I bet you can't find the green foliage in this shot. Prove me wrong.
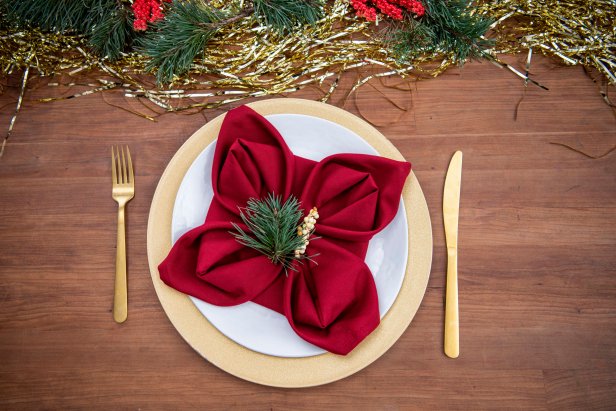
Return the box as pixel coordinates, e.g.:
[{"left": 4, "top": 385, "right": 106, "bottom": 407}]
[
  {"left": 1, "top": 0, "right": 134, "bottom": 60},
  {"left": 2, "top": 0, "right": 95, "bottom": 33},
  {"left": 138, "top": 1, "right": 225, "bottom": 84},
  {"left": 230, "top": 193, "right": 314, "bottom": 273},
  {"left": 140, "top": 0, "right": 325, "bottom": 83},
  {"left": 90, "top": 4, "right": 134, "bottom": 60},
  {"left": 253, "top": 0, "right": 324, "bottom": 34},
  {"left": 1, "top": 0, "right": 490, "bottom": 83},
  {"left": 389, "top": 0, "right": 492, "bottom": 64}
]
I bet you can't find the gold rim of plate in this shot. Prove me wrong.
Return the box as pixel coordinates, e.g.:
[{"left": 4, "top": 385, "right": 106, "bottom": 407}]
[{"left": 146, "top": 98, "right": 433, "bottom": 388}]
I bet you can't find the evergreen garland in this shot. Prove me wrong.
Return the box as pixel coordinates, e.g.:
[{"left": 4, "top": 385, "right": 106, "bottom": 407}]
[
  {"left": 388, "top": 0, "right": 492, "bottom": 64},
  {"left": 138, "top": 2, "right": 226, "bottom": 84},
  {"left": 0, "top": 0, "right": 490, "bottom": 83},
  {"left": 1, "top": 0, "right": 134, "bottom": 60},
  {"left": 253, "top": 0, "right": 324, "bottom": 33},
  {"left": 89, "top": 4, "right": 134, "bottom": 60},
  {"left": 139, "top": 0, "right": 325, "bottom": 83},
  {"left": 3, "top": 0, "right": 98, "bottom": 33}
]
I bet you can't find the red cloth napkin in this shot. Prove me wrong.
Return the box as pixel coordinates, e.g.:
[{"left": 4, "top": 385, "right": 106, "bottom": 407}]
[{"left": 159, "top": 105, "right": 411, "bottom": 355}]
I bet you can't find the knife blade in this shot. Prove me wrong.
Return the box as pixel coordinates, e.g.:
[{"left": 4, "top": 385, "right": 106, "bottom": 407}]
[{"left": 443, "top": 150, "right": 463, "bottom": 358}]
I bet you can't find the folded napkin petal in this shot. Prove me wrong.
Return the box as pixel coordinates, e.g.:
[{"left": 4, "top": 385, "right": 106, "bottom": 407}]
[
  {"left": 159, "top": 105, "right": 411, "bottom": 355},
  {"left": 212, "top": 106, "right": 294, "bottom": 216},
  {"left": 300, "top": 153, "right": 411, "bottom": 243},
  {"left": 159, "top": 220, "right": 282, "bottom": 306},
  {"left": 283, "top": 240, "right": 380, "bottom": 355}
]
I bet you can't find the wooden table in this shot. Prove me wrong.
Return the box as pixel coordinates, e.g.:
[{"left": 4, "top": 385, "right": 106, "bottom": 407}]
[{"left": 1, "top": 54, "right": 615, "bottom": 409}]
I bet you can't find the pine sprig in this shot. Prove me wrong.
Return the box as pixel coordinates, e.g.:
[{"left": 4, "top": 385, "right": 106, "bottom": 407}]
[
  {"left": 1, "top": 0, "right": 134, "bottom": 60},
  {"left": 140, "top": 0, "right": 324, "bottom": 83},
  {"left": 90, "top": 4, "right": 134, "bottom": 60},
  {"left": 253, "top": 0, "right": 324, "bottom": 34},
  {"left": 230, "top": 193, "right": 317, "bottom": 273},
  {"left": 388, "top": 0, "right": 492, "bottom": 64},
  {"left": 138, "top": 1, "right": 226, "bottom": 84},
  {"left": 2, "top": 0, "right": 95, "bottom": 33}
]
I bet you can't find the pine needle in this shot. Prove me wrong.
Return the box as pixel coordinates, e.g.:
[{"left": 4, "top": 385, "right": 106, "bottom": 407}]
[
  {"left": 387, "top": 0, "right": 492, "bottom": 64},
  {"left": 2, "top": 0, "right": 134, "bottom": 60},
  {"left": 138, "top": 1, "right": 226, "bottom": 84},
  {"left": 90, "top": 4, "right": 134, "bottom": 60},
  {"left": 253, "top": 0, "right": 324, "bottom": 34},
  {"left": 229, "top": 193, "right": 318, "bottom": 274}
]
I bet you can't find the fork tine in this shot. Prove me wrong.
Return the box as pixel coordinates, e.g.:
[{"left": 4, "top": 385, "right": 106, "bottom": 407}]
[
  {"left": 126, "top": 146, "right": 134, "bottom": 184},
  {"left": 120, "top": 146, "right": 127, "bottom": 184},
  {"left": 111, "top": 146, "right": 117, "bottom": 184},
  {"left": 116, "top": 145, "right": 122, "bottom": 184}
]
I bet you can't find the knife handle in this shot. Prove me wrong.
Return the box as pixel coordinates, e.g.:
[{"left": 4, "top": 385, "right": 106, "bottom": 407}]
[{"left": 444, "top": 249, "right": 459, "bottom": 358}]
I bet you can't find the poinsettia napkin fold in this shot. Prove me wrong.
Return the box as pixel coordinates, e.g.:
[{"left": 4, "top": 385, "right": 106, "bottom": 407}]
[{"left": 159, "top": 105, "right": 411, "bottom": 355}]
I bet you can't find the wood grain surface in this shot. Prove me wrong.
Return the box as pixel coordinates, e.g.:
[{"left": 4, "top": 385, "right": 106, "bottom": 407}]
[{"left": 1, "top": 54, "right": 615, "bottom": 410}]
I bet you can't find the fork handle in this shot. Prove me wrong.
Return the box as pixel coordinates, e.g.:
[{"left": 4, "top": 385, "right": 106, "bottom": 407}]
[{"left": 114, "top": 204, "right": 128, "bottom": 323}]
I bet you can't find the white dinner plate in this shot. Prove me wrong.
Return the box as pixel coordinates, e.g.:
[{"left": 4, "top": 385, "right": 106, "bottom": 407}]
[{"left": 171, "top": 114, "right": 408, "bottom": 358}]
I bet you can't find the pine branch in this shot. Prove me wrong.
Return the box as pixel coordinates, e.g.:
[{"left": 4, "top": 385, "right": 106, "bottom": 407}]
[
  {"left": 388, "top": 0, "right": 492, "bottom": 64},
  {"left": 139, "top": 0, "right": 325, "bottom": 83},
  {"left": 2, "top": 0, "right": 95, "bottom": 33},
  {"left": 205, "top": 6, "right": 254, "bottom": 29},
  {"left": 229, "top": 193, "right": 317, "bottom": 273},
  {"left": 138, "top": 1, "right": 226, "bottom": 84},
  {"left": 253, "top": 0, "right": 324, "bottom": 34},
  {"left": 89, "top": 3, "right": 134, "bottom": 60},
  {"left": 1, "top": 0, "right": 134, "bottom": 60}
]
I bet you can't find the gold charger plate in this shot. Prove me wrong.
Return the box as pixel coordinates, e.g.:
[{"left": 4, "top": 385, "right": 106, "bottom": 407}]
[{"left": 146, "top": 98, "right": 432, "bottom": 387}]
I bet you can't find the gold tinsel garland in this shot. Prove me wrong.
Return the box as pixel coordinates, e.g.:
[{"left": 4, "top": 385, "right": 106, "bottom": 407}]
[
  {"left": 478, "top": 0, "right": 615, "bottom": 84},
  {"left": 0, "top": 0, "right": 614, "bottom": 154},
  {"left": 2, "top": 1, "right": 444, "bottom": 115}
]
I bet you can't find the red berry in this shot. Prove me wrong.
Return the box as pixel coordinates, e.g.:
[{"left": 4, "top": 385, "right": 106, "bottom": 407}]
[
  {"left": 350, "top": 0, "right": 425, "bottom": 21},
  {"left": 132, "top": 0, "right": 167, "bottom": 30}
]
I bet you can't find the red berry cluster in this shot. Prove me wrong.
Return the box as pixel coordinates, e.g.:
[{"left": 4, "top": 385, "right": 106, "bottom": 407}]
[
  {"left": 350, "top": 0, "right": 425, "bottom": 22},
  {"left": 398, "top": 0, "right": 426, "bottom": 16},
  {"left": 132, "top": 0, "right": 169, "bottom": 31}
]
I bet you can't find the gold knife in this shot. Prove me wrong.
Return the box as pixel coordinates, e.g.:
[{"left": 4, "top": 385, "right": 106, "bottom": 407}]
[{"left": 443, "top": 150, "right": 463, "bottom": 358}]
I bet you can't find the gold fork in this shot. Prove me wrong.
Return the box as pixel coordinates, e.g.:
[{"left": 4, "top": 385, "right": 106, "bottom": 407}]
[{"left": 111, "top": 146, "right": 134, "bottom": 323}]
